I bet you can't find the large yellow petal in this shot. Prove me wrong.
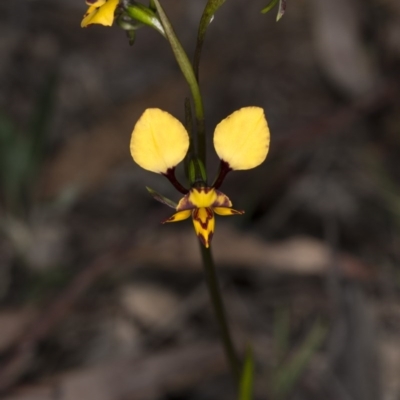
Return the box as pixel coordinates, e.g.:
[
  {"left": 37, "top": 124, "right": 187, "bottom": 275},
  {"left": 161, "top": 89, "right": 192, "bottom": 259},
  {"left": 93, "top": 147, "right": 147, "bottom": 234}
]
[
  {"left": 81, "top": 0, "right": 119, "bottom": 27},
  {"left": 213, "top": 107, "right": 270, "bottom": 170},
  {"left": 81, "top": 5, "right": 98, "bottom": 27},
  {"left": 130, "top": 108, "right": 189, "bottom": 174}
]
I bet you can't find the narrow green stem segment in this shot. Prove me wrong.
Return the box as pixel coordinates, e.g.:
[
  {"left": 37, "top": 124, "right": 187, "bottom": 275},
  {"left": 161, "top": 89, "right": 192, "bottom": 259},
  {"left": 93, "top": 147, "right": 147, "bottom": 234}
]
[
  {"left": 184, "top": 97, "right": 193, "bottom": 181},
  {"left": 261, "top": 0, "right": 279, "bottom": 14},
  {"left": 153, "top": 0, "right": 206, "bottom": 165},
  {"left": 193, "top": 0, "right": 226, "bottom": 81},
  {"left": 200, "top": 245, "right": 241, "bottom": 383}
]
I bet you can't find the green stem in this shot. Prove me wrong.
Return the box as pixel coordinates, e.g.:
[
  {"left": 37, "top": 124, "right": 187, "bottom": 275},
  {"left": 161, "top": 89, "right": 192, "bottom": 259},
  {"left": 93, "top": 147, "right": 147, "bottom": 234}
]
[
  {"left": 153, "top": 0, "right": 206, "bottom": 166},
  {"left": 200, "top": 245, "right": 241, "bottom": 384},
  {"left": 184, "top": 97, "right": 193, "bottom": 181}
]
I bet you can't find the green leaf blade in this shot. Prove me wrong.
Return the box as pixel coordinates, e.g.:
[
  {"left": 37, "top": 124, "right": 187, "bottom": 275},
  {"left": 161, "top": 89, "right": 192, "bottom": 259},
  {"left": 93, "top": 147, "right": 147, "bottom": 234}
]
[
  {"left": 146, "top": 186, "right": 177, "bottom": 209},
  {"left": 239, "top": 346, "right": 255, "bottom": 400},
  {"left": 194, "top": 0, "right": 227, "bottom": 79}
]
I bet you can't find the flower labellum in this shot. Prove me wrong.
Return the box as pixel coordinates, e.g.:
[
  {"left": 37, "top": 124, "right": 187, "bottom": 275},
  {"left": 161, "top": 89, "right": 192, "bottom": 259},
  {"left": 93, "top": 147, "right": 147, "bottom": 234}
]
[{"left": 164, "top": 187, "right": 244, "bottom": 248}]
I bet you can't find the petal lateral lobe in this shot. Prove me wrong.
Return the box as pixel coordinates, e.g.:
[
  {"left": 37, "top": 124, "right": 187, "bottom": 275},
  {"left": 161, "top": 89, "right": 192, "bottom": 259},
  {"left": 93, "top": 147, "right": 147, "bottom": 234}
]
[
  {"left": 163, "top": 210, "right": 191, "bottom": 223},
  {"left": 213, "top": 207, "right": 244, "bottom": 216}
]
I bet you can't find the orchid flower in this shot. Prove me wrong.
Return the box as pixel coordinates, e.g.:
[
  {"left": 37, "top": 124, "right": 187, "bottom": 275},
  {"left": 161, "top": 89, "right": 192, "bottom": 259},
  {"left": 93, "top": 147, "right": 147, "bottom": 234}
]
[{"left": 130, "top": 107, "right": 270, "bottom": 247}]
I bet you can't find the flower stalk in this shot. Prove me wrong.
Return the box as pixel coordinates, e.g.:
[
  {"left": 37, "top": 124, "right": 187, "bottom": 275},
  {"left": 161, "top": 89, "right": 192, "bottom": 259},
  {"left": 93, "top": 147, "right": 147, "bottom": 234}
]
[
  {"left": 200, "top": 244, "right": 241, "bottom": 383},
  {"left": 152, "top": 0, "right": 206, "bottom": 166}
]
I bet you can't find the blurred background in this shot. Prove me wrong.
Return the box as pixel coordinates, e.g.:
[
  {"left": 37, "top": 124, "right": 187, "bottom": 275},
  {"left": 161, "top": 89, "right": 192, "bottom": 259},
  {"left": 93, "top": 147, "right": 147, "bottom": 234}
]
[{"left": 1, "top": 0, "right": 400, "bottom": 399}]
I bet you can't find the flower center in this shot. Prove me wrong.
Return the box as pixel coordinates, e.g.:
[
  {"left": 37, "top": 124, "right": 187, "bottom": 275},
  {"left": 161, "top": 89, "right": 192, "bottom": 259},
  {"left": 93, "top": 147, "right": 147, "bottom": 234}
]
[{"left": 189, "top": 187, "right": 217, "bottom": 208}]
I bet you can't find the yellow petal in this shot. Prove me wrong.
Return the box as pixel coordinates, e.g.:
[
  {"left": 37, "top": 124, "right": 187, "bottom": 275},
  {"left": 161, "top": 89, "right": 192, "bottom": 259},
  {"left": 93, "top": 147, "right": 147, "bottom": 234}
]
[
  {"left": 130, "top": 108, "right": 189, "bottom": 174},
  {"left": 176, "top": 187, "right": 233, "bottom": 210},
  {"left": 214, "top": 207, "right": 244, "bottom": 216},
  {"left": 163, "top": 210, "right": 191, "bottom": 223},
  {"left": 213, "top": 107, "right": 270, "bottom": 170},
  {"left": 180, "top": 187, "right": 216, "bottom": 210},
  {"left": 212, "top": 190, "right": 233, "bottom": 208},
  {"left": 176, "top": 192, "right": 194, "bottom": 211},
  {"left": 192, "top": 208, "right": 215, "bottom": 248},
  {"left": 81, "top": 5, "right": 98, "bottom": 27},
  {"left": 81, "top": 0, "right": 119, "bottom": 27}
]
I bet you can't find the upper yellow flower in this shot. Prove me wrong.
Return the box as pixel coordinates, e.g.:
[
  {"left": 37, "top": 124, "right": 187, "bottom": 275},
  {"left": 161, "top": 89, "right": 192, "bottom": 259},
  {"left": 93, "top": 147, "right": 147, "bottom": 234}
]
[
  {"left": 81, "top": 0, "right": 119, "bottom": 27},
  {"left": 130, "top": 107, "right": 270, "bottom": 247}
]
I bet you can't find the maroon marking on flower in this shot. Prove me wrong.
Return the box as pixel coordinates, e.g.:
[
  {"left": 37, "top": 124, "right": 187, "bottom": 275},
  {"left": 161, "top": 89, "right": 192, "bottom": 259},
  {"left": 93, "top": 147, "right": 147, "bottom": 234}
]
[
  {"left": 212, "top": 190, "right": 232, "bottom": 207},
  {"left": 163, "top": 168, "right": 189, "bottom": 195},
  {"left": 213, "top": 160, "right": 232, "bottom": 190},
  {"left": 198, "top": 234, "right": 206, "bottom": 246},
  {"left": 193, "top": 208, "right": 213, "bottom": 230},
  {"left": 176, "top": 193, "right": 194, "bottom": 211},
  {"left": 230, "top": 209, "right": 243, "bottom": 214}
]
